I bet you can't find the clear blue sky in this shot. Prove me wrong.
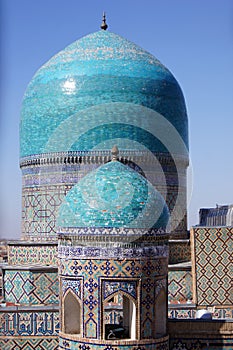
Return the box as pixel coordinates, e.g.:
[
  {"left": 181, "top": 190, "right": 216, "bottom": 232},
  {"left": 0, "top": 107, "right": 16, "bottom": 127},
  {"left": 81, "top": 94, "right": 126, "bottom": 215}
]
[{"left": 0, "top": 0, "right": 232, "bottom": 239}]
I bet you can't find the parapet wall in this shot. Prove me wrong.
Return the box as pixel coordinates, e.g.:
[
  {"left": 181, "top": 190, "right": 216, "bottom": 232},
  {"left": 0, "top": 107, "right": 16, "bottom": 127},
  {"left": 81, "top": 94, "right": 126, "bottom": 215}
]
[
  {"left": 191, "top": 226, "right": 232, "bottom": 307},
  {"left": 168, "top": 319, "right": 233, "bottom": 349}
]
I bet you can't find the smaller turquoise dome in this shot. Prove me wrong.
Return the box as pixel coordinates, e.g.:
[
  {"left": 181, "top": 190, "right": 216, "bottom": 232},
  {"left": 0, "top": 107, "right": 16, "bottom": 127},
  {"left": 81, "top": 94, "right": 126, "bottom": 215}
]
[{"left": 57, "top": 161, "right": 169, "bottom": 230}]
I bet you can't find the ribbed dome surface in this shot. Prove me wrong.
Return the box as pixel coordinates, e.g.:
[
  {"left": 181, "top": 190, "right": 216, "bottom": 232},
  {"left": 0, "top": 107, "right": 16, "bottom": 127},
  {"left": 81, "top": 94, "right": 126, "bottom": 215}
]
[
  {"left": 20, "top": 30, "right": 188, "bottom": 158},
  {"left": 57, "top": 161, "right": 169, "bottom": 230}
]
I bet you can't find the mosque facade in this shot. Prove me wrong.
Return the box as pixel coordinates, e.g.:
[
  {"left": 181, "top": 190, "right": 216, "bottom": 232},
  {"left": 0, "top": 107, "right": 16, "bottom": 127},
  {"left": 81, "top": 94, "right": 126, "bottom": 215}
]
[{"left": 0, "top": 16, "right": 232, "bottom": 350}]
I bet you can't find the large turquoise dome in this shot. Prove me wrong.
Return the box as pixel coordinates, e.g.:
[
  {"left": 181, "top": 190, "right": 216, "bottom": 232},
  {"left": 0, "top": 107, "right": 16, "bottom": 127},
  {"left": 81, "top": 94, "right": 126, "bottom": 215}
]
[
  {"left": 20, "top": 30, "right": 188, "bottom": 158},
  {"left": 56, "top": 161, "right": 169, "bottom": 230}
]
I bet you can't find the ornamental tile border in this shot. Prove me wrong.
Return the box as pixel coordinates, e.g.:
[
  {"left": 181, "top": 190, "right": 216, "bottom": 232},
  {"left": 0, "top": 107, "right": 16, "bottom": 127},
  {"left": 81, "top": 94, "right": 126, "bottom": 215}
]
[
  {"left": 0, "top": 337, "right": 59, "bottom": 350},
  {"left": 8, "top": 244, "right": 58, "bottom": 266},
  {"left": 0, "top": 310, "right": 59, "bottom": 336},
  {"left": 58, "top": 245, "right": 169, "bottom": 259},
  {"left": 59, "top": 333, "right": 169, "bottom": 350}
]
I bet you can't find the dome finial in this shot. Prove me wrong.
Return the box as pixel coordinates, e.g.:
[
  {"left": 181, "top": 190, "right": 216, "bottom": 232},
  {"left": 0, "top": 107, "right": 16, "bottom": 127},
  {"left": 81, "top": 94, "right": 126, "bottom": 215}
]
[
  {"left": 100, "top": 12, "right": 108, "bottom": 30},
  {"left": 111, "top": 145, "right": 119, "bottom": 161}
]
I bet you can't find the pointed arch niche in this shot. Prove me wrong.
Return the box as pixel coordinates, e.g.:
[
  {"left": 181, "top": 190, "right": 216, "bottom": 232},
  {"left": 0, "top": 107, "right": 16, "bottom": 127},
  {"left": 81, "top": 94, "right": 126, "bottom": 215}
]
[
  {"left": 154, "top": 287, "right": 167, "bottom": 337},
  {"left": 103, "top": 292, "right": 137, "bottom": 340},
  {"left": 63, "top": 290, "right": 81, "bottom": 335}
]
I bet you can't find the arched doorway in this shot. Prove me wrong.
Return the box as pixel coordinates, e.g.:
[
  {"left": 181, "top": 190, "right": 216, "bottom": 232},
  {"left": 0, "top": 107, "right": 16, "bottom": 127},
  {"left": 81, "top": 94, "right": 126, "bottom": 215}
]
[
  {"left": 63, "top": 290, "right": 81, "bottom": 334},
  {"left": 103, "top": 292, "right": 136, "bottom": 340}
]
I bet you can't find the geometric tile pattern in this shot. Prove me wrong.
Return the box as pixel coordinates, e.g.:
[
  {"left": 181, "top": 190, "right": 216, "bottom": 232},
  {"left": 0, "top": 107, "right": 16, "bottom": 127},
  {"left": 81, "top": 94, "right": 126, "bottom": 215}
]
[
  {"left": 21, "top": 184, "right": 72, "bottom": 240},
  {"left": 191, "top": 227, "right": 233, "bottom": 306},
  {"left": 62, "top": 279, "right": 81, "bottom": 299},
  {"left": 60, "top": 258, "right": 168, "bottom": 281},
  {"left": 0, "top": 310, "right": 59, "bottom": 336},
  {"left": 169, "top": 241, "right": 190, "bottom": 264},
  {"left": 0, "top": 338, "right": 59, "bottom": 350},
  {"left": 4, "top": 270, "right": 59, "bottom": 305},
  {"left": 141, "top": 277, "right": 156, "bottom": 339},
  {"left": 20, "top": 153, "right": 188, "bottom": 240},
  {"left": 20, "top": 155, "right": 188, "bottom": 241},
  {"left": 168, "top": 270, "right": 193, "bottom": 303},
  {"left": 141, "top": 278, "right": 166, "bottom": 339},
  {"left": 4, "top": 271, "right": 29, "bottom": 304},
  {"left": 60, "top": 256, "right": 168, "bottom": 340},
  {"left": 8, "top": 244, "right": 58, "bottom": 266}
]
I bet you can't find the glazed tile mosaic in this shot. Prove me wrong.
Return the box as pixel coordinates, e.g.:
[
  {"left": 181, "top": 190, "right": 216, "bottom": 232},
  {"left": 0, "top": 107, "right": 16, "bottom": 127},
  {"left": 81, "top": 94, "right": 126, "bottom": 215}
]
[
  {"left": 21, "top": 184, "right": 72, "bottom": 240},
  {"left": 57, "top": 161, "right": 169, "bottom": 230},
  {"left": 3, "top": 13, "right": 233, "bottom": 350},
  {"left": 59, "top": 335, "right": 169, "bottom": 350},
  {"left": 168, "top": 270, "right": 193, "bottom": 303},
  {"left": 103, "top": 281, "right": 137, "bottom": 300},
  {"left": 4, "top": 269, "right": 59, "bottom": 304},
  {"left": 0, "top": 310, "right": 59, "bottom": 336},
  {"left": 8, "top": 243, "right": 58, "bottom": 265},
  {"left": 21, "top": 147, "right": 188, "bottom": 240},
  {"left": 58, "top": 244, "right": 169, "bottom": 259},
  {"left": 60, "top": 257, "right": 168, "bottom": 280},
  {"left": 20, "top": 30, "right": 188, "bottom": 157},
  {"left": 168, "top": 308, "right": 196, "bottom": 319},
  {"left": 168, "top": 307, "right": 233, "bottom": 320},
  {"left": 19, "top": 26, "right": 189, "bottom": 241},
  {"left": 191, "top": 227, "right": 232, "bottom": 306},
  {"left": 59, "top": 252, "right": 168, "bottom": 342},
  {"left": 0, "top": 338, "right": 59, "bottom": 350},
  {"left": 169, "top": 240, "right": 190, "bottom": 264},
  {"left": 62, "top": 279, "right": 82, "bottom": 299}
]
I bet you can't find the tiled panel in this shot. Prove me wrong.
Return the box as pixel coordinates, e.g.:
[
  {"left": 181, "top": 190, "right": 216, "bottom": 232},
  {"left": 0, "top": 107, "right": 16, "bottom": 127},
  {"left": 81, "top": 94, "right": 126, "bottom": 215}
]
[
  {"left": 60, "top": 258, "right": 168, "bottom": 280},
  {"left": 168, "top": 270, "right": 193, "bottom": 303},
  {"left": 0, "top": 338, "right": 58, "bottom": 350},
  {"left": 168, "top": 308, "right": 196, "bottom": 319},
  {"left": 168, "top": 307, "right": 233, "bottom": 320},
  {"left": 0, "top": 310, "right": 59, "bottom": 336},
  {"left": 191, "top": 227, "right": 232, "bottom": 306},
  {"left": 8, "top": 244, "right": 57, "bottom": 265},
  {"left": 31, "top": 271, "right": 58, "bottom": 304},
  {"left": 4, "top": 270, "right": 59, "bottom": 305},
  {"left": 169, "top": 241, "right": 190, "bottom": 264},
  {"left": 4, "top": 270, "right": 30, "bottom": 304},
  {"left": 21, "top": 184, "right": 71, "bottom": 240}
]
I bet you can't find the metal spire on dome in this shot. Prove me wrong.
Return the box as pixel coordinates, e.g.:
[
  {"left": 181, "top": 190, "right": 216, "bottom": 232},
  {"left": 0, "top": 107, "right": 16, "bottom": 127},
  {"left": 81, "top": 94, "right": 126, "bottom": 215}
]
[
  {"left": 111, "top": 145, "right": 119, "bottom": 161},
  {"left": 100, "top": 12, "right": 108, "bottom": 30}
]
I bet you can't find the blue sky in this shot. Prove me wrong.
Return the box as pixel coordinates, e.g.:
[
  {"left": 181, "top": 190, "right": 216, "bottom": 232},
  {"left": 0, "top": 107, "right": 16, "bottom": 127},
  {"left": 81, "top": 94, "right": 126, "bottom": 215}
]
[{"left": 0, "top": 0, "right": 233, "bottom": 239}]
